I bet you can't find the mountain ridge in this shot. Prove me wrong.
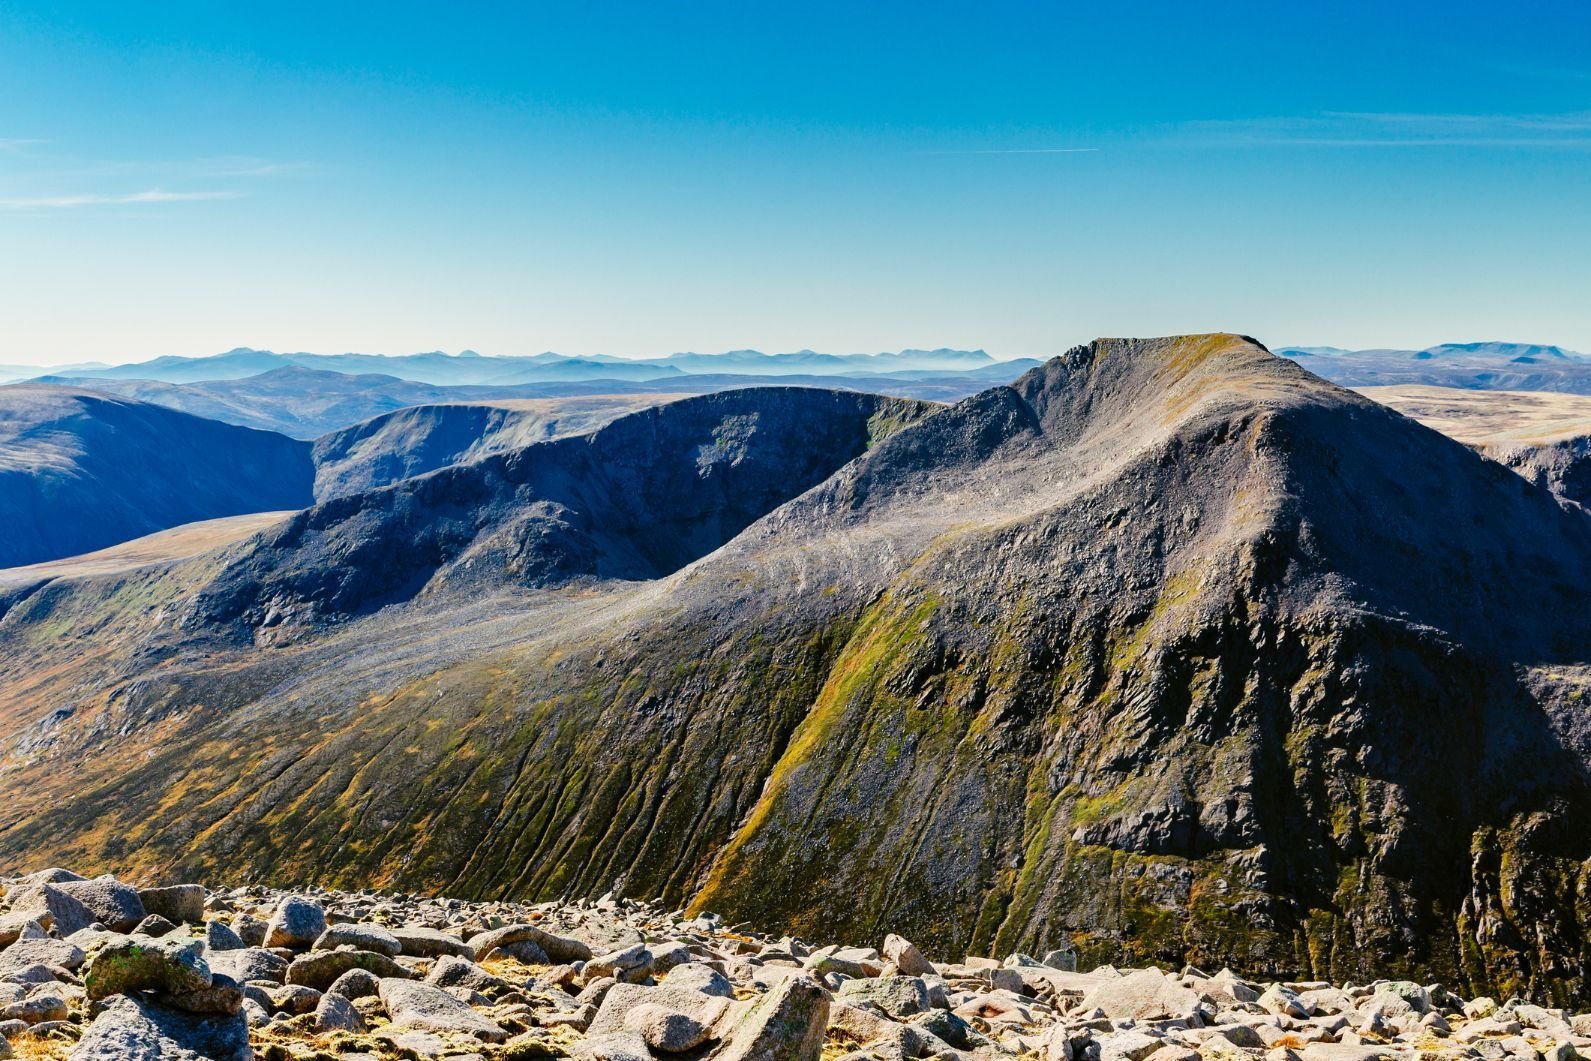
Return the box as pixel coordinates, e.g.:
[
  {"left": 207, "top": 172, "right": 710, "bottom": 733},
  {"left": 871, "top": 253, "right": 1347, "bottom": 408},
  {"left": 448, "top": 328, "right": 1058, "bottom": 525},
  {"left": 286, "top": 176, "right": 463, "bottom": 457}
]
[{"left": 3, "top": 335, "right": 1591, "bottom": 1002}]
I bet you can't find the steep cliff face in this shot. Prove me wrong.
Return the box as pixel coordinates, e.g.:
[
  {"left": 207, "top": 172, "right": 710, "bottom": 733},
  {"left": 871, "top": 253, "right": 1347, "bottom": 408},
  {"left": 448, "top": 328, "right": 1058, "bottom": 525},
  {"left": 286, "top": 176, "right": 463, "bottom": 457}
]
[
  {"left": 1487, "top": 436, "right": 1591, "bottom": 509},
  {"left": 3, "top": 337, "right": 1591, "bottom": 1002},
  {"left": 0, "top": 385, "right": 314, "bottom": 567}
]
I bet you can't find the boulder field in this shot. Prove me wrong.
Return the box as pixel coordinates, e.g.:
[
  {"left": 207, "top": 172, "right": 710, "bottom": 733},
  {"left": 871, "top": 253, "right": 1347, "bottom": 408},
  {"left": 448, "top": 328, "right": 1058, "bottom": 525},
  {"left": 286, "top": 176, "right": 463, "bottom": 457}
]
[{"left": 2, "top": 867, "right": 1588, "bottom": 1061}]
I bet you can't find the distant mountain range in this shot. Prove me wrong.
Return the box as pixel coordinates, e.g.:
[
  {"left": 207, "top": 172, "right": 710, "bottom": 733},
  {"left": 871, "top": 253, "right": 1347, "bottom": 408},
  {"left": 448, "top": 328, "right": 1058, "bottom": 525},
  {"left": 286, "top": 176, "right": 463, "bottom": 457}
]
[
  {"left": 1, "top": 346, "right": 1026, "bottom": 387},
  {"left": 8, "top": 341, "right": 1591, "bottom": 397},
  {"left": 13, "top": 362, "right": 1040, "bottom": 438},
  {"left": 1277, "top": 342, "right": 1591, "bottom": 392}
]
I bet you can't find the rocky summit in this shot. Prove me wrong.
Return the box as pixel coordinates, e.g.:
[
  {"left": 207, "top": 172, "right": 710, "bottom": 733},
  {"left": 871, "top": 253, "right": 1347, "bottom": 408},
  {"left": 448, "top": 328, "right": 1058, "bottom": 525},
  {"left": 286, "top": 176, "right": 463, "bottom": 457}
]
[
  {"left": 5, "top": 865, "right": 1591, "bottom": 1061},
  {"left": 3, "top": 335, "right": 1591, "bottom": 1017}
]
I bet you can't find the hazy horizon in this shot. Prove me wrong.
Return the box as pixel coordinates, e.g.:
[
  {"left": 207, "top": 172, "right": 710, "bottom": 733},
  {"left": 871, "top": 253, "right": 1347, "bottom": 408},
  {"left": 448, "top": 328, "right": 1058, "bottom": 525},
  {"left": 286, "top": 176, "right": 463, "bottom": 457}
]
[{"left": 10, "top": 335, "right": 1591, "bottom": 372}]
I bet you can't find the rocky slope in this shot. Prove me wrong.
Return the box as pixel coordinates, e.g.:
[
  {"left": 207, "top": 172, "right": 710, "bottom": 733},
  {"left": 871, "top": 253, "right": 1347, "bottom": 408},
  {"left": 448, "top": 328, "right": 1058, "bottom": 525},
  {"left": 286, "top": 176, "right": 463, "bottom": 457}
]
[
  {"left": 4, "top": 865, "right": 1586, "bottom": 1061},
  {"left": 0, "top": 386, "right": 314, "bottom": 567},
  {"left": 3, "top": 336, "right": 1591, "bottom": 1006}
]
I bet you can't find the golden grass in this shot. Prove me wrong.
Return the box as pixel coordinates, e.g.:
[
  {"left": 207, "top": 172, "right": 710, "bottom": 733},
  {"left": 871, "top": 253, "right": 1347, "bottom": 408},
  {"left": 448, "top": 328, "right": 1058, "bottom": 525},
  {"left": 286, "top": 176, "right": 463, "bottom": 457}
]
[{"left": 5, "top": 1035, "right": 75, "bottom": 1061}]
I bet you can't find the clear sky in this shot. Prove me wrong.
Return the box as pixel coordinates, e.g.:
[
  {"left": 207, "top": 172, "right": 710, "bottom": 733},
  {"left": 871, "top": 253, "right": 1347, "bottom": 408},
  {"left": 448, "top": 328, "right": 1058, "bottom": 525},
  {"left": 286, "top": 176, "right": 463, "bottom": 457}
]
[{"left": 2, "top": 0, "right": 1589, "bottom": 365}]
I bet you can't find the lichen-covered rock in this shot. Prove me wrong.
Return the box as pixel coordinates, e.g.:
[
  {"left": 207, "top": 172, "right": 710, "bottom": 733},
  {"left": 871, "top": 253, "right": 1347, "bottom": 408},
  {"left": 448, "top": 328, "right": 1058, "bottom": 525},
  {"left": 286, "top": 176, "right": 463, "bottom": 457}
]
[
  {"left": 84, "top": 936, "right": 212, "bottom": 1000},
  {"left": 716, "top": 974, "right": 828, "bottom": 1061}
]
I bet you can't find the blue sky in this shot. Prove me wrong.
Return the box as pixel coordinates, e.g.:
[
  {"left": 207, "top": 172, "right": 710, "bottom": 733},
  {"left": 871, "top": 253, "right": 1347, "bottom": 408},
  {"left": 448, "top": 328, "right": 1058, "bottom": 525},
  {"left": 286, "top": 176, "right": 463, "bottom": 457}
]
[{"left": 2, "top": 0, "right": 1589, "bottom": 364}]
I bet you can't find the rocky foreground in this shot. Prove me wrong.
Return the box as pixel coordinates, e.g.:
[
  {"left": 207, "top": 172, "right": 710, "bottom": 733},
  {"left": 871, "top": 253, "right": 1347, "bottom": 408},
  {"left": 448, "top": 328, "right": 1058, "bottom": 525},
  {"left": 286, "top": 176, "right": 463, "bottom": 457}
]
[{"left": 2, "top": 870, "right": 1588, "bottom": 1061}]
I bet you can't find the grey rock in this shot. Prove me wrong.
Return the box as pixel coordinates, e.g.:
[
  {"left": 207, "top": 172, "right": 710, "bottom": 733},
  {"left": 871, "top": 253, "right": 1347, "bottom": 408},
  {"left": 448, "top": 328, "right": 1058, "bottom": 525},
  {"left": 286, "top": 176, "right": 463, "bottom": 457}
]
[
  {"left": 69, "top": 993, "right": 250, "bottom": 1061},
  {"left": 910, "top": 1009, "right": 987, "bottom": 1051},
  {"left": 206, "top": 947, "right": 287, "bottom": 985},
  {"left": 426, "top": 954, "right": 512, "bottom": 994},
  {"left": 660, "top": 962, "right": 734, "bottom": 997},
  {"left": 494, "top": 938, "right": 550, "bottom": 964},
  {"left": 567, "top": 1033, "right": 653, "bottom": 1061},
  {"left": 649, "top": 940, "right": 692, "bottom": 975},
  {"left": 48, "top": 878, "right": 146, "bottom": 933},
  {"left": 139, "top": 885, "right": 207, "bottom": 925},
  {"left": 134, "top": 914, "right": 178, "bottom": 937},
  {"left": 1099, "top": 1030, "right": 1170, "bottom": 1061},
  {"left": 232, "top": 915, "right": 267, "bottom": 948},
  {"left": 835, "top": 975, "right": 932, "bottom": 1019},
  {"left": 1, "top": 992, "right": 68, "bottom": 1024},
  {"left": 391, "top": 925, "right": 474, "bottom": 959},
  {"left": 881, "top": 934, "right": 935, "bottom": 977},
  {"left": 717, "top": 974, "right": 829, "bottom": 1061},
  {"left": 315, "top": 989, "right": 366, "bottom": 1032},
  {"left": 469, "top": 923, "right": 592, "bottom": 964},
  {"left": 328, "top": 967, "right": 382, "bottom": 999},
  {"left": 164, "top": 972, "right": 245, "bottom": 1017},
  {"left": 588, "top": 982, "right": 733, "bottom": 1040},
  {"left": 585, "top": 944, "right": 652, "bottom": 984},
  {"left": 313, "top": 921, "right": 401, "bottom": 956},
  {"left": 1081, "top": 969, "right": 1201, "bottom": 1021},
  {"left": 285, "top": 948, "right": 409, "bottom": 989},
  {"left": 0, "top": 914, "right": 42, "bottom": 949},
  {"left": 1261, "top": 983, "right": 1311, "bottom": 1019},
  {"left": 263, "top": 896, "right": 326, "bottom": 949},
  {"left": 378, "top": 976, "right": 508, "bottom": 1041},
  {"left": 1043, "top": 947, "right": 1079, "bottom": 972},
  {"left": 623, "top": 1001, "right": 712, "bottom": 1052},
  {"left": 0, "top": 937, "right": 84, "bottom": 977},
  {"left": 266, "top": 983, "right": 321, "bottom": 1014},
  {"left": 204, "top": 919, "right": 246, "bottom": 952}
]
